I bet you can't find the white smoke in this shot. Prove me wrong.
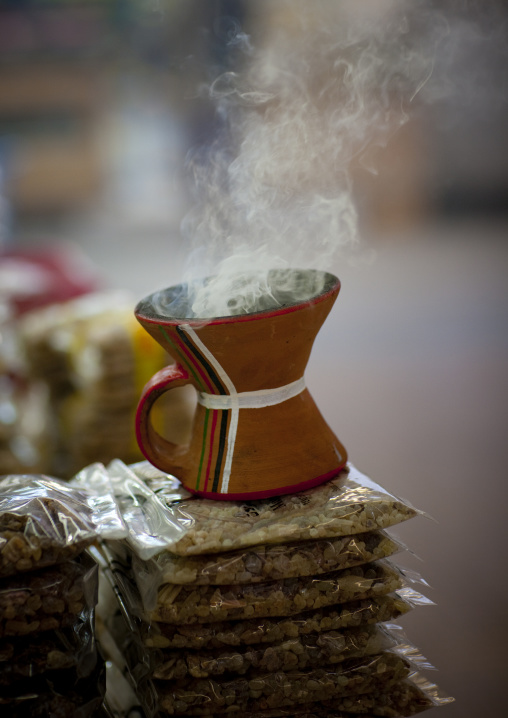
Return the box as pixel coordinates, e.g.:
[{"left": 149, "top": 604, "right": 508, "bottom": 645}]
[{"left": 174, "top": 0, "right": 445, "bottom": 318}]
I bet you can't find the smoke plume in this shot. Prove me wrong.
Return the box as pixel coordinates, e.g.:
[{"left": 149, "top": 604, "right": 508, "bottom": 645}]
[{"left": 176, "top": 0, "right": 445, "bottom": 318}]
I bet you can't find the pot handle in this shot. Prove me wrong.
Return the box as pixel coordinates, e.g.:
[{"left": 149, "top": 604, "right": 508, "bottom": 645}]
[{"left": 135, "top": 363, "right": 191, "bottom": 474}]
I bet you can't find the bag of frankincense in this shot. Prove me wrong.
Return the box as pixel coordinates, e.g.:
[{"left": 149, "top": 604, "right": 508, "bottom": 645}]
[
  {"left": 97, "top": 460, "right": 454, "bottom": 718},
  {"left": 106, "top": 459, "right": 423, "bottom": 560},
  {"left": 0, "top": 464, "right": 125, "bottom": 579}
]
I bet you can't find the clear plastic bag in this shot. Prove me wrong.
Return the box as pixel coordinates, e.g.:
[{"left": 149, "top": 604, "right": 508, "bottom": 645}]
[
  {"left": 0, "top": 552, "right": 98, "bottom": 638},
  {"left": 0, "top": 613, "right": 97, "bottom": 684},
  {"left": 109, "top": 460, "right": 421, "bottom": 560},
  {"left": 140, "top": 591, "right": 425, "bottom": 651},
  {"left": 319, "top": 672, "right": 455, "bottom": 716},
  {"left": 101, "top": 541, "right": 410, "bottom": 625},
  {"left": 0, "top": 469, "right": 125, "bottom": 578},
  {"left": 132, "top": 530, "right": 403, "bottom": 592},
  {"left": 106, "top": 460, "right": 192, "bottom": 562},
  {"left": 98, "top": 543, "right": 431, "bottom": 651},
  {"left": 149, "top": 623, "right": 421, "bottom": 681},
  {"left": 148, "top": 559, "right": 411, "bottom": 624},
  {"left": 204, "top": 673, "right": 454, "bottom": 716},
  {"left": 154, "top": 652, "right": 412, "bottom": 715},
  {"left": 107, "top": 594, "right": 432, "bottom": 685},
  {"left": 69, "top": 462, "right": 127, "bottom": 541}
]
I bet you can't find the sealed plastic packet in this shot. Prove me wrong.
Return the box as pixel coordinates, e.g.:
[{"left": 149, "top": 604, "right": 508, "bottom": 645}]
[
  {"left": 131, "top": 529, "right": 405, "bottom": 594},
  {"left": 148, "top": 623, "right": 428, "bottom": 681},
  {"left": 107, "top": 460, "right": 422, "bottom": 559},
  {"left": 120, "top": 636, "right": 434, "bottom": 717},
  {"left": 146, "top": 559, "right": 428, "bottom": 625},
  {"left": 0, "top": 466, "right": 125, "bottom": 579},
  {"left": 0, "top": 468, "right": 120, "bottom": 716},
  {"left": 0, "top": 611, "right": 97, "bottom": 684},
  {"left": 153, "top": 652, "right": 413, "bottom": 715},
  {"left": 202, "top": 672, "right": 454, "bottom": 717},
  {"left": 100, "top": 539, "right": 421, "bottom": 625},
  {"left": 0, "top": 551, "right": 99, "bottom": 639},
  {"left": 140, "top": 590, "right": 431, "bottom": 651},
  {"left": 0, "top": 548, "right": 106, "bottom": 716},
  {"left": 69, "top": 462, "right": 128, "bottom": 541}
]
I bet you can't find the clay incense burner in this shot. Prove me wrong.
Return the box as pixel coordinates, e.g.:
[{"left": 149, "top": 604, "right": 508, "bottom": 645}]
[{"left": 134, "top": 268, "right": 347, "bottom": 500}]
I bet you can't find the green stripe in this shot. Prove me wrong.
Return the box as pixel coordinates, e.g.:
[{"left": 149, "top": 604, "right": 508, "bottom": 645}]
[
  {"left": 159, "top": 327, "right": 206, "bottom": 391},
  {"left": 196, "top": 408, "right": 210, "bottom": 490}
]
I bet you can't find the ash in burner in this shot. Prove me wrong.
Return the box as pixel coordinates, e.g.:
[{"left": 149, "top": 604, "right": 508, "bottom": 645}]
[{"left": 141, "top": 269, "right": 335, "bottom": 321}]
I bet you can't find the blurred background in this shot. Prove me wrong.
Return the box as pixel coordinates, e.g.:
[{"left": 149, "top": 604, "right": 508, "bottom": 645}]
[{"left": 0, "top": 1, "right": 507, "bottom": 716}]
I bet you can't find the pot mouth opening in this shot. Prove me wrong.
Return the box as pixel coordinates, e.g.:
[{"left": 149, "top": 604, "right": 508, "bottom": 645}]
[{"left": 135, "top": 268, "right": 340, "bottom": 324}]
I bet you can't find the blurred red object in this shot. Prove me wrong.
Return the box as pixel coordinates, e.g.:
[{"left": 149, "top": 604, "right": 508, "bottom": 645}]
[{"left": 0, "top": 245, "right": 101, "bottom": 317}]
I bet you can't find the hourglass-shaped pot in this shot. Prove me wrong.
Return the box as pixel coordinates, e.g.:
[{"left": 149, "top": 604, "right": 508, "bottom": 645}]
[{"left": 134, "top": 269, "right": 347, "bottom": 500}]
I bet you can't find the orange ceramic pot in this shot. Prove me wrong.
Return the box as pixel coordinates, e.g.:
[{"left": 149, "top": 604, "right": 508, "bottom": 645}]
[{"left": 134, "top": 269, "right": 347, "bottom": 500}]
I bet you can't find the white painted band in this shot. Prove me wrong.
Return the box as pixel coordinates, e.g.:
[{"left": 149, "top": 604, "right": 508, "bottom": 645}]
[
  {"left": 181, "top": 323, "right": 238, "bottom": 493},
  {"left": 197, "top": 377, "right": 306, "bottom": 410}
]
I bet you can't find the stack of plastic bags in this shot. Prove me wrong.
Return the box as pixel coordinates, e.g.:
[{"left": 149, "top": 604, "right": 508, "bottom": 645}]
[
  {"left": 0, "top": 467, "right": 126, "bottom": 717},
  {"left": 98, "top": 460, "right": 454, "bottom": 717},
  {"left": 17, "top": 291, "right": 174, "bottom": 477}
]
